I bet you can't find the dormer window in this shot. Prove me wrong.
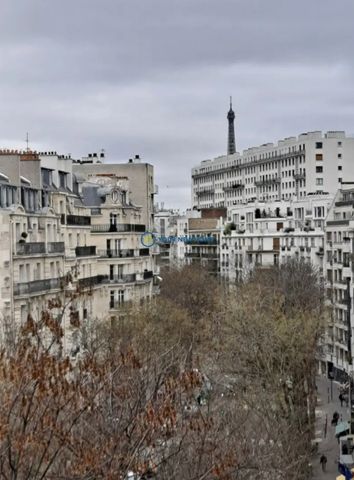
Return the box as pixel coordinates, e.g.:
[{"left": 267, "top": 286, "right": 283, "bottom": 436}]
[
  {"left": 59, "top": 171, "right": 67, "bottom": 189},
  {"left": 41, "top": 168, "right": 52, "bottom": 186}
]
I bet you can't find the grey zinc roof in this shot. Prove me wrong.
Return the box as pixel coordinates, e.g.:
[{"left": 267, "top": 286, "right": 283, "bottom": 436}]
[{"left": 81, "top": 185, "right": 103, "bottom": 207}]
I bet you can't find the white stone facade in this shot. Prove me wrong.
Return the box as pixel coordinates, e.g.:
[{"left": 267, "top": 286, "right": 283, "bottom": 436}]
[
  {"left": 192, "top": 131, "right": 354, "bottom": 209},
  {"left": 323, "top": 185, "right": 354, "bottom": 379},
  {"left": 220, "top": 195, "right": 332, "bottom": 282}
]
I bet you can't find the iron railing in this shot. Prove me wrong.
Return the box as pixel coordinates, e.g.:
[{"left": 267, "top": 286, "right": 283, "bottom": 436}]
[
  {"left": 61, "top": 214, "right": 91, "bottom": 226},
  {"left": 77, "top": 275, "right": 107, "bottom": 289},
  {"left": 91, "top": 224, "right": 146, "bottom": 233},
  {"left": 47, "top": 242, "right": 65, "bottom": 254},
  {"left": 14, "top": 278, "right": 63, "bottom": 296},
  {"left": 104, "top": 274, "right": 137, "bottom": 284},
  {"left": 99, "top": 249, "right": 135, "bottom": 258},
  {"left": 16, "top": 242, "right": 45, "bottom": 255},
  {"left": 75, "top": 246, "right": 97, "bottom": 257}
]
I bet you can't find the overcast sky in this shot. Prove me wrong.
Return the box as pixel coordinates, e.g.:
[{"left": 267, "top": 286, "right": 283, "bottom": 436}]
[{"left": 1, "top": 0, "right": 354, "bottom": 209}]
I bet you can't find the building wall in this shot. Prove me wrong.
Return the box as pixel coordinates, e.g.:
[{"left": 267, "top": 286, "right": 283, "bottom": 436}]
[
  {"left": 323, "top": 186, "right": 354, "bottom": 378},
  {"left": 73, "top": 161, "right": 155, "bottom": 229},
  {"left": 192, "top": 131, "right": 354, "bottom": 209},
  {"left": 0, "top": 152, "right": 157, "bottom": 354},
  {"left": 220, "top": 194, "right": 332, "bottom": 282}
]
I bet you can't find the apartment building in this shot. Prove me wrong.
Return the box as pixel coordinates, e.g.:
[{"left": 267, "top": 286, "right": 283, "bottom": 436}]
[
  {"left": 185, "top": 208, "right": 226, "bottom": 274},
  {"left": 192, "top": 131, "right": 354, "bottom": 209},
  {"left": 153, "top": 206, "right": 178, "bottom": 267},
  {"left": 174, "top": 209, "right": 201, "bottom": 264},
  {"left": 0, "top": 150, "right": 157, "bottom": 353},
  {"left": 323, "top": 184, "right": 354, "bottom": 380},
  {"left": 220, "top": 195, "right": 332, "bottom": 281}
]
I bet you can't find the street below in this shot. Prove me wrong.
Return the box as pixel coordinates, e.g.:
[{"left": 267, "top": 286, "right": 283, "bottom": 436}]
[{"left": 313, "top": 376, "right": 349, "bottom": 479}]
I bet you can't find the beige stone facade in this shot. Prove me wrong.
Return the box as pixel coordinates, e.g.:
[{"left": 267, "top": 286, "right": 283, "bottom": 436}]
[{"left": 0, "top": 151, "right": 157, "bottom": 354}]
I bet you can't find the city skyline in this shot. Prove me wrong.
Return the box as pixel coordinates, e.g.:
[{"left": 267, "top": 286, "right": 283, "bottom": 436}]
[{"left": 1, "top": 0, "right": 354, "bottom": 210}]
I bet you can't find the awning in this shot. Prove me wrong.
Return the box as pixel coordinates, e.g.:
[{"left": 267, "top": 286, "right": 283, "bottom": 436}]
[{"left": 336, "top": 421, "right": 350, "bottom": 437}]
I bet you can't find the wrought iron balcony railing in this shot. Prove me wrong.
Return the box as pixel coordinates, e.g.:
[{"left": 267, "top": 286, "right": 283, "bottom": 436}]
[
  {"left": 91, "top": 224, "right": 146, "bottom": 233},
  {"left": 104, "top": 274, "right": 137, "bottom": 284},
  {"left": 77, "top": 275, "right": 107, "bottom": 289},
  {"left": 75, "top": 246, "right": 97, "bottom": 257},
  {"left": 16, "top": 242, "right": 46, "bottom": 255},
  {"left": 99, "top": 249, "right": 135, "bottom": 258},
  {"left": 16, "top": 242, "right": 65, "bottom": 255},
  {"left": 14, "top": 278, "right": 62, "bottom": 296},
  {"left": 61, "top": 214, "right": 91, "bottom": 226},
  {"left": 47, "top": 242, "right": 65, "bottom": 254}
]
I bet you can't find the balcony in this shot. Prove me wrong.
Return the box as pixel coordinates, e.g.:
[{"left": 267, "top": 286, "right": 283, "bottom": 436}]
[
  {"left": 47, "top": 242, "right": 65, "bottom": 254},
  {"left": 99, "top": 249, "right": 135, "bottom": 258},
  {"left": 91, "top": 224, "right": 146, "bottom": 233},
  {"left": 201, "top": 253, "right": 218, "bottom": 259},
  {"left": 61, "top": 214, "right": 91, "bottom": 226},
  {"left": 196, "top": 187, "right": 215, "bottom": 196},
  {"left": 223, "top": 183, "right": 244, "bottom": 192},
  {"left": 14, "top": 277, "right": 62, "bottom": 296},
  {"left": 16, "top": 242, "right": 45, "bottom": 255},
  {"left": 185, "top": 252, "right": 199, "bottom": 258},
  {"left": 293, "top": 172, "right": 306, "bottom": 181},
  {"left": 109, "top": 300, "right": 133, "bottom": 310},
  {"left": 184, "top": 238, "right": 217, "bottom": 245},
  {"left": 75, "top": 246, "right": 97, "bottom": 257},
  {"left": 255, "top": 177, "right": 281, "bottom": 186},
  {"left": 105, "top": 273, "right": 137, "bottom": 284},
  {"left": 186, "top": 252, "right": 218, "bottom": 259},
  {"left": 77, "top": 275, "right": 107, "bottom": 289},
  {"left": 16, "top": 242, "right": 65, "bottom": 256}
]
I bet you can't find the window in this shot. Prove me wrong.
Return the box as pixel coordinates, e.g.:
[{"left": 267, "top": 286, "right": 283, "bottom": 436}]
[
  {"left": 41, "top": 168, "right": 52, "bottom": 186},
  {"left": 338, "top": 153, "right": 342, "bottom": 158},
  {"left": 316, "top": 154, "right": 323, "bottom": 161},
  {"left": 339, "top": 178, "right": 343, "bottom": 183},
  {"left": 316, "top": 166, "right": 323, "bottom": 173},
  {"left": 338, "top": 166, "right": 342, "bottom": 171},
  {"left": 316, "top": 178, "right": 323, "bottom": 185},
  {"left": 58, "top": 171, "right": 67, "bottom": 189},
  {"left": 118, "top": 290, "right": 125, "bottom": 304},
  {"left": 316, "top": 142, "right": 323, "bottom": 149},
  {"left": 338, "top": 141, "right": 342, "bottom": 147}
]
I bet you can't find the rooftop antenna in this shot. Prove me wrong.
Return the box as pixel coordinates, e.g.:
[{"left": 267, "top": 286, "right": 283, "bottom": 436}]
[{"left": 26, "top": 132, "right": 29, "bottom": 152}]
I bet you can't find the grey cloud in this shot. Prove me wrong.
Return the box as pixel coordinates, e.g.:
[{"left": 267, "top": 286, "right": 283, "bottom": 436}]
[{"left": 1, "top": 0, "right": 354, "bottom": 209}]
